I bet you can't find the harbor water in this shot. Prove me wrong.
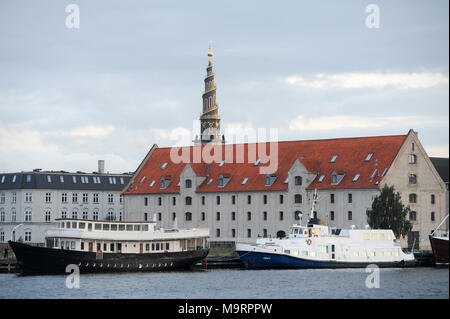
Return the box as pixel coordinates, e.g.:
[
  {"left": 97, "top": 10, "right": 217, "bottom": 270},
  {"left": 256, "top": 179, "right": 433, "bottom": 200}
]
[{"left": 0, "top": 267, "right": 448, "bottom": 299}]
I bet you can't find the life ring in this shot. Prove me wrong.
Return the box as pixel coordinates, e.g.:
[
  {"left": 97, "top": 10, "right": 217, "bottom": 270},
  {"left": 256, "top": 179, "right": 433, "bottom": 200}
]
[{"left": 306, "top": 239, "right": 312, "bottom": 245}]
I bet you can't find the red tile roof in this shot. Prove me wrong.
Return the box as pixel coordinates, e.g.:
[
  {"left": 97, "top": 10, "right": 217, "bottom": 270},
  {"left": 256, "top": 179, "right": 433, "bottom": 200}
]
[{"left": 123, "top": 134, "right": 407, "bottom": 195}]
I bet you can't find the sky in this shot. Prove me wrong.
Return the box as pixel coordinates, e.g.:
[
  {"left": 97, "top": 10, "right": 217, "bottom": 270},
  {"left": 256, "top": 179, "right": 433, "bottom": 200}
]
[{"left": 0, "top": 0, "right": 448, "bottom": 174}]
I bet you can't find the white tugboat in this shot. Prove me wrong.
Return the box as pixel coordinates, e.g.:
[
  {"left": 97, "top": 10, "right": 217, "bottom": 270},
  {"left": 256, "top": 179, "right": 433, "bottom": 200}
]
[
  {"left": 236, "top": 190, "right": 415, "bottom": 269},
  {"left": 9, "top": 219, "right": 209, "bottom": 275}
]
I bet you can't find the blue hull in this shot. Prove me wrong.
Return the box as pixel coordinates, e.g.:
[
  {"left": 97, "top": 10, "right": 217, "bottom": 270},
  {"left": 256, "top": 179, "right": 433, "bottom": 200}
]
[{"left": 236, "top": 251, "right": 416, "bottom": 269}]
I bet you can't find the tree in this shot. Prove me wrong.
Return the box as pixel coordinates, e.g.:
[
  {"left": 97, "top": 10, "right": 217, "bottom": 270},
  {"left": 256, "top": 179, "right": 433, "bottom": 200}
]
[{"left": 366, "top": 185, "right": 412, "bottom": 238}]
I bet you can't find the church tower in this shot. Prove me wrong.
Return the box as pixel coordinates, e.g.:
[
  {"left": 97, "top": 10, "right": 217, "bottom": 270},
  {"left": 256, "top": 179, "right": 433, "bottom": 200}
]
[{"left": 195, "top": 41, "right": 224, "bottom": 146}]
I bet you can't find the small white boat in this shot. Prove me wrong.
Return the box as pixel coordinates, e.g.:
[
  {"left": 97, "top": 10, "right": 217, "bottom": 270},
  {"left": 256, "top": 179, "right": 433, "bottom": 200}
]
[{"left": 236, "top": 190, "right": 415, "bottom": 269}]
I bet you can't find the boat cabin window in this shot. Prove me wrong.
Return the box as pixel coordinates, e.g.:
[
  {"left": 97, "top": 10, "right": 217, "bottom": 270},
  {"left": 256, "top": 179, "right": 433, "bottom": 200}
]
[
  {"left": 111, "top": 224, "right": 118, "bottom": 231},
  {"left": 72, "top": 222, "right": 77, "bottom": 229},
  {"left": 142, "top": 225, "right": 149, "bottom": 231},
  {"left": 60, "top": 222, "right": 65, "bottom": 229},
  {"left": 379, "top": 233, "right": 385, "bottom": 240},
  {"left": 371, "top": 234, "right": 377, "bottom": 240},
  {"left": 71, "top": 241, "right": 75, "bottom": 250},
  {"left": 95, "top": 224, "right": 101, "bottom": 230},
  {"left": 66, "top": 241, "right": 70, "bottom": 250},
  {"left": 119, "top": 224, "right": 125, "bottom": 231},
  {"left": 134, "top": 225, "right": 140, "bottom": 231},
  {"left": 79, "top": 222, "right": 86, "bottom": 229},
  {"left": 66, "top": 222, "right": 70, "bottom": 229},
  {"left": 103, "top": 224, "right": 110, "bottom": 231},
  {"left": 88, "top": 223, "right": 92, "bottom": 231},
  {"left": 110, "top": 243, "right": 114, "bottom": 251},
  {"left": 126, "top": 224, "right": 133, "bottom": 231},
  {"left": 61, "top": 241, "right": 64, "bottom": 249},
  {"left": 294, "top": 228, "right": 299, "bottom": 234}
]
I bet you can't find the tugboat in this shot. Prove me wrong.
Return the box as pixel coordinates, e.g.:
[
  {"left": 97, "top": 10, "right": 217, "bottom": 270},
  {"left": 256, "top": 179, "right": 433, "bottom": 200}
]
[
  {"left": 9, "top": 218, "right": 209, "bottom": 275},
  {"left": 236, "top": 190, "right": 415, "bottom": 269},
  {"left": 429, "top": 214, "right": 449, "bottom": 265}
]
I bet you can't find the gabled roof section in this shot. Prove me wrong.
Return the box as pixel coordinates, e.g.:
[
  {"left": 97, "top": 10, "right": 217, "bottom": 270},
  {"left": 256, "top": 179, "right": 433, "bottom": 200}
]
[{"left": 122, "top": 133, "right": 408, "bottom": 194}]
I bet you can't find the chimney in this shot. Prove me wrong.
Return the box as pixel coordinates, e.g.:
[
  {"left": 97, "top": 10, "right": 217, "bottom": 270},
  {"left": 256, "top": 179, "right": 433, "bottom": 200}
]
[{"left": 98, "top": 160, "right": 105, "bottom": 174}]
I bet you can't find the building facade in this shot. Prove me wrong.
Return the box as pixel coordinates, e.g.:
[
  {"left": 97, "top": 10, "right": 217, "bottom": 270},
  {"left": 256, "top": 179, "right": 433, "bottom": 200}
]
[
  {"left": 0, "top": 166, "right": 131, "bottom": 246},
  {"left": 122, "top": 130, "right": 446, "bottom": 250}
]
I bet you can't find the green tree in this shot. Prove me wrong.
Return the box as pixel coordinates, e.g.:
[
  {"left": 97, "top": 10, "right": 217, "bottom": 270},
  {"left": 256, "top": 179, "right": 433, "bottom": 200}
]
[{"left": 366, "top": 185, "right": 412, "bottom": 238}]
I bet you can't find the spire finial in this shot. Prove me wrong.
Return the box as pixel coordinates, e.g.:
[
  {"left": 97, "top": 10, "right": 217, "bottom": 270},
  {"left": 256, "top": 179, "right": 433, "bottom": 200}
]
[{"left": 208, "top": 40, "right": 213, "bottom": 65}]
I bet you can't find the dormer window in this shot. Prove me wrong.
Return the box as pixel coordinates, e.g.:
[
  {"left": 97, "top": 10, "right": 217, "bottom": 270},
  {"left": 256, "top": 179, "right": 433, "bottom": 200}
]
[
  {"left": 140, "top": 176, "right": 146, "bottom": 185},
  {"left": 0, "top": 176, "right": 4, "bottom": 183},
  {"left": 318, "top": 174, "right": 326, "bottom": 183},
  {"left": 265, "top": 174, "right": 277, "bottom": 186},
  {"left": 218, "top": 174, "right": 231, "bottom": 187},
  {"left": 352, "top": 173, "right": 360, "bottom": 182},
  {"left": 284, "top": 177, "right": 289, "bottom": 184},
  {"left": 242, "top": 177, "right": 249, "bottom": 185},
  {"left": 185, "top": 179, "right": 192, "bottom": 188},
  {"left": 47, "top": 175, "right": 52, "bottom": 183},
  {"left": 207, "top": 178, "right": 214, "bottom": 185},
  {"left": 265, "top": 175, "right": 270, "bottom": 186},
  {"left": 160, "top": 176, "right": 171, "bottom": 189},
  {"left": 219, "top": 175, "right": 224, "bottom": 187},
  {"left": 161, "top": 162, "right": 168, "bottom": 170},
  {"left": 294, "top": 176, "right": 302, "bottom": 185},
  {"left": 370, "top": 169, "right": 378, "bottom": 181},
  {"left": 365, "top": 153, "right": 374, "bottom": 161},
  {"left": 149, "top": 180, "right": 155, "bottom": 187},
  {"left": 330, "top": 154, "right": 338, "bottom": 163},
  {"left": 331, "top": 170, "right": 345, "bottom": 185}
]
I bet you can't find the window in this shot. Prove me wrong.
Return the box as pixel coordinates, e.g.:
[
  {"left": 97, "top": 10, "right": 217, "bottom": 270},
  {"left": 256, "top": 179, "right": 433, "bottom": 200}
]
[
  {"left": 72, "top": 193, "right": 78, "bottom": 203},
  {"left": 352, "top": 174, "right": 360, "bottom": 182},
  {"left": 294, "top": 211, "right": 301, "bottom": 221},
  {"left": 72, "top": 211, "right": 77, "bottom": 219},
  {"left": 144, "top": 197, "right": 148, "bottom": 206},
  {"left": 201, "top": 196, "right": 205, "bottom": 205},
  {"left": 408, "top": 154, "right": 417, "bottom": 164},
  {"left": 242, "top": 177, "right": 249, "bottom": 185},
  {"left": 232, "top": 195, "right": 236, "bottom": 205},
  {"left": 83, "top": 210, "right": 88, "bottom": 220},
  {"left": 348, "top": 211, "right": 352, "bottom": 221},
  {"left": 231, "top": 212, "right": 236, "bottom": 221},
  {"left": 295, "top": 176, "right": 302, "bottom": 185},
  {"left": 247, "top": 212, "right": 251, "bottom": 221},
  {"left": 254, "top": 158, "right": 261, "bottom": 166},
  {"left": 0, "top": 232, "right": 4, "bottom": 242},
  {"left": 431, "top": 194, "right": 435, "bottom": 204},
  {"left": 330, "top": 211, "right": 335, "bottom": 221},
  {"left": 365, "top": 152, "right": 374, "bottom": 161},
  {"left": 330, "top": 194, "right": 335, "bottom": 204},
  {"left": 431, "top": 212, "right": 435, "bottom": 222},
  {"left": 0, "top": 193, "right": 4, "bottom": 204},
  {"left": 318, "top": 174, "right": 326, "bottom": 183},
  {"left": 263, "top": 211, "right": 267, "bottom": 221},
  {"left": 280, "top": 195, "right": 284, "bottom": 204},
  {"left": 409, "top": 194, "right": 417, "bottom": 203},
  {"left": 247, "top": 195, "right": 251, "bottom": 205},
  {"left": 161, "top": 162, "right": 168, "bottom": 170},
  {"left": 409, "top": 174, "right": 417, "bottom": 184},
  {"left": 348, "top": 193, "right": 352, "bottom": 204},
  {"left": 72, "top": 176, "right": 77, "bottom": 183},
  {"left": 172, "top": 197, "right": 176, "bottom": 206},
  {"left": 144, "top": 213, "right": 148, "bottom": 221},
  {"left": 93, "top": 210, "right": 99, "bottom": 220},
  {"left": 25, "top": 210, "right": 32, "bottom": 222},
  {"left": 216, "top": 229, "right": 220, "bottom": 237},
  {"left": 24, "top": 231, "right": 31, "bottom": 242},
  {"left": 185, "top": 179, "right": 192, "bottom": 188},
  {"left": 183, "top": 196, "right": 191, "bottom": 205},
  {"left": 158, "top": 197, "right": 162, "bottom": 206},
  {"left": 232, "top": 229, "right": 236, "bottom": 238},
  {"left": 158, "top": 213, "right": 162, "bottom": 221},
  {"left": 172, "top": 212, "right": 176, "bottom": 221},
  {"left": 61, "top": 210, "right": 67, "bottom": 219},
  {"left": 330, "top": 154, "right": 338, "bottom": 163},
  {"left": 216, "top": 196, "right": 220, "bottom": 205},
  {"left": 216, "top": 212, "right": 220, "bottom": 221},
  {"left": 93, "top": 194, "right": 99, "bottom": 204},
  {"left": 185, "top": 212, "right": 192, "bottom": 221},
  {"left": 108, "top": 194, "right": 114, "bottom": 204},
  {"left": 12, "top": 192, "right": 16, "bottom": 203},
  {"left": 201, "top": 212, "right": 205, "bottom": 221},
  {"left": 409, "top": 211, "right": 417, "bottom": 221},
  {"left": 26, "top": 175, "right": 31, "bottom": 183},
  {"left": 62, "top": 193, "right": 67, "bottom": 203},
  {"left": 25, "top": 192, "right": 32, "bottom": 203},
  {"left": 247, "top": 229, "right": 252, "bottom": 238},
  {"left": 11, "top": 210, "right": 16, "bottom": 222},
  {"left": 279, "top": 211, "right": 284, "bottom": 221},
  {"left": 0, "top": 210, "right": 5, "bottom": 222},
  {"left": 44, "top": 211, "right": 51, "bottom": 222},
  {"left": 294, "top": 194, "right": 302, "bottom": 204},
  {"left": 263, "top": 195, "right": 267, "bottom": 204},
  {"left": 263, "top": 229, "right": 268, "bottom": 238},
  {"left": 83, "top": 193, "right": 88, "bottom": 203}
]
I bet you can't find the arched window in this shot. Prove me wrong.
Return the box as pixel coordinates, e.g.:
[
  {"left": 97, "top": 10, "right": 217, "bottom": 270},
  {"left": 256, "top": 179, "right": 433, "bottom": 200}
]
[
  {"left": 409, "top": 193, "right": 417, "bottom": 203},
  {"left": 0, "top": 209, "right": 4, "bottom": 222},
  {"left": 185, "top": 196, "right": 192, "bottom": 205},
  {"left": 294, "top": 194, "right": 302, "bottom": 204},
  {"left": 24, "top": 209, "right": 32, "bottom": 222},
  {"left": 294, "top": 211, "right": 302, "bottom": 221},
  {"left": 295, "top": 176, "right": 302, "bottom": 185},
  {"left": 185, "top": 179, "right": 192, "bottom": 188},
  {"left": 185, "top": 212, "right": 192, "bottom": 221}
]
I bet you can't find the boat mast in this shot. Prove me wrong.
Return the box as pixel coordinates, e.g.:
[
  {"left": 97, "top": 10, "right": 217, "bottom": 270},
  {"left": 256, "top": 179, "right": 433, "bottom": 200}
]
[
  {"left": 308, "top": 189, "right": 318, "bottom": 225},
  {"left": 431, "top": 214, "right": 449, "bottom": 236}
]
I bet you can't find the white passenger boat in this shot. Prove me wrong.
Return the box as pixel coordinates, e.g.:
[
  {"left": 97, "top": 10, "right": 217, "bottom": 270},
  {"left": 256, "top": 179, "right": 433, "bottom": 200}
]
[
  {"left": 9, "top": 219, "right": 209, "bottom": 275},
  {"left": 236, "top": 190, "right": 415, "bottom": 269}
]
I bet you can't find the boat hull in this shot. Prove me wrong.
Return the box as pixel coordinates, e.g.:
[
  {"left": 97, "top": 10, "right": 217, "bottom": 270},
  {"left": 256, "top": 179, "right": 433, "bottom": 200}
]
[
  {"left": 9, "top": 241, "right": 209, "bottom": 275},
  {"left": 236, "top": 250, "right": 416, "bottom": 269},
  {"left": 429, "top": 235, "right": 449, "bottom": 264}
]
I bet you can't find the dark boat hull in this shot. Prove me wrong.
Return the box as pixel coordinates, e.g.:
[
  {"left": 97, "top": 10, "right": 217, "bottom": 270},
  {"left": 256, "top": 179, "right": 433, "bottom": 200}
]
[
  {"left": 8, "top": 241, "right": 209, "bottom": 275},
  {"left": 429, "top": 235, "right": 449, "bottom": 264},
  {"left": 236, "top": 250, "right": 416, "bottom": 269}
]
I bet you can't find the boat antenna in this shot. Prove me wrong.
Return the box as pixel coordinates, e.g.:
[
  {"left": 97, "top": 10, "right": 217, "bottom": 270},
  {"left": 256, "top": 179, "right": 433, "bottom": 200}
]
[{"left": 308, "top": 189, "right": 318, "bottom": 225}]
